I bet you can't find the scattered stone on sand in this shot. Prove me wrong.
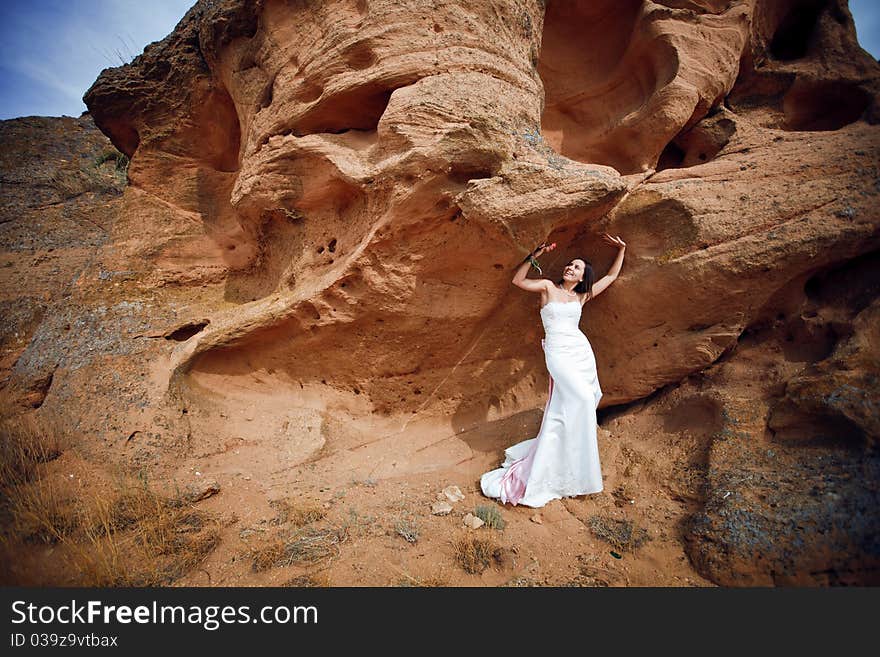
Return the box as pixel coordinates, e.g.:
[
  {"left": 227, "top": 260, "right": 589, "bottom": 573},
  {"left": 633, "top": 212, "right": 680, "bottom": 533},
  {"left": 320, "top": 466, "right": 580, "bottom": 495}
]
[
  {"left": 181, "top": 479, "right": 221, "bottom": 504},
  {"left": 530, "top": 513, "right": 543, "bottom": 525},
  {"left": 440, "top": 485, "right": 465, "bottom": 503},
  {"left": 463, "top": 513, "right": 485, "bottom": 529},
  {"left": 431, "top": 500, "right": 453, "bottom": 515}
]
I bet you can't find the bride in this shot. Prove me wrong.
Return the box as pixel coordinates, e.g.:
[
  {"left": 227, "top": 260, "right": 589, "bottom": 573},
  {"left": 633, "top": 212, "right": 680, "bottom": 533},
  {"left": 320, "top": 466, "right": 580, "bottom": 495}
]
[{"left": 480, "top": 233, "right": 627, "bottom": 508}]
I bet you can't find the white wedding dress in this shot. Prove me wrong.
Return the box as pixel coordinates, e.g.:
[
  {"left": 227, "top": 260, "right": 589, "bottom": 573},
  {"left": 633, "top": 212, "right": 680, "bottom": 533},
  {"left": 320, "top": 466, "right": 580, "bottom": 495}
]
[{"left": 480, "top": 300, "right": 604, "bottom": 507}]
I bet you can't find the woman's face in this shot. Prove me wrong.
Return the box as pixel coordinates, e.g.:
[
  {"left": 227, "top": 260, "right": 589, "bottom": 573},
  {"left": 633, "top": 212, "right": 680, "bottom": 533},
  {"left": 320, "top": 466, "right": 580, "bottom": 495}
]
[{"left": 563, "top": 259, "right": 586, "bottom": 282}]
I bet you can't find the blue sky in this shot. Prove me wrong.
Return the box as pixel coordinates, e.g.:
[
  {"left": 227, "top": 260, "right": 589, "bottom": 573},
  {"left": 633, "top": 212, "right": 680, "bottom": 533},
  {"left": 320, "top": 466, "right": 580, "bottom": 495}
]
[
  {"left": 0, "top": 0, "right": 193, "bottom": 120},
  {"left": 0, "top": 0, "right": 878, "bottom": 120},
  {"left": 852, "top": 0, "right": 880, "bottom": 60}
]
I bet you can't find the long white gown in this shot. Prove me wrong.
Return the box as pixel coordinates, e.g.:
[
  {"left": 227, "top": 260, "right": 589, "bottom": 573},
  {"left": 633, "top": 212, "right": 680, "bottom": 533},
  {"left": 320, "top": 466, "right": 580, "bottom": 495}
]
[{"left": 480, "top": 300, "right": 604, "bottom": 507}]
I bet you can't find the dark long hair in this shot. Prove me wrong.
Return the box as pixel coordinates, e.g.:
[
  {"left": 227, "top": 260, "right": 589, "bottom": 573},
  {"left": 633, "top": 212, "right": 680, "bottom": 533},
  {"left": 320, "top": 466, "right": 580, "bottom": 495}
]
[{"left": 556, "top": 257, "right": 594, "bottom": 300}]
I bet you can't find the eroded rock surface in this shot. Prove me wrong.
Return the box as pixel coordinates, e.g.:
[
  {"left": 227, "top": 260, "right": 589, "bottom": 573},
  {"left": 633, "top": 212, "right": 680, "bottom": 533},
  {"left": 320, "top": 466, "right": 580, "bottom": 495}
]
[{"left": 2, "top": 0, "right": 879, "bottom": 586}]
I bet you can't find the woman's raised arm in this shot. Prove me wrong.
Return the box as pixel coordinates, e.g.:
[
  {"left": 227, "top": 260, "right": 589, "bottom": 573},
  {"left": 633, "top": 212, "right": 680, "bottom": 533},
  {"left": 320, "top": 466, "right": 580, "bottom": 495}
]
[
  {"left": 512, "top": 242, "right": 555, "bottom": 292},
  {"left": 589, "top": 234, "right": 626, "bottom": 299}
]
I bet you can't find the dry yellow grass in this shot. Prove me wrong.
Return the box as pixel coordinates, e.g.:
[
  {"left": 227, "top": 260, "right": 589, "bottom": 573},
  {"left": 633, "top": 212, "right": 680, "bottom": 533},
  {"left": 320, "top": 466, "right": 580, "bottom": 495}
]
[
  {"left": 1, "top": 412, "right": 74, "bottom": 547},
  {"left": 587, "top": 516, "right": 650, "bottom": 552},
  {"left": 0, "top": 412, "right": 66, "bottom": 486},
  {"left": 282, "top": 571, "right": 333, "bottom": 587},
  {"left": 452, "top": 535, "right": 506, "bottom": 574},
  {"left": 395, "top": 572, "right": 448, "bottom": 587},
  {"left": 270, "top": 497, "right": 326, "bottom": 527},
  {"left": 0, "top": 413, "right": 221, "bottom": 586},
  {"left": 250, "top": 525, "right": 348, "bottom": 572}
]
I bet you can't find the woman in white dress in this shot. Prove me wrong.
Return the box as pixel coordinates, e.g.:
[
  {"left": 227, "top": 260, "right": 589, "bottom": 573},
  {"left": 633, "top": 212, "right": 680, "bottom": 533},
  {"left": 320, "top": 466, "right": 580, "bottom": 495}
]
[{"left": 480, "top": 233, "right": 627, "bottom": 508}]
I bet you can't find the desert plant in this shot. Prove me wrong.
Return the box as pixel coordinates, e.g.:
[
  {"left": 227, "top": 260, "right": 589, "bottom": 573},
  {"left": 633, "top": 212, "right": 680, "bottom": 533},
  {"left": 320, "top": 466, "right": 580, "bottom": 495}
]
[
  {"left": 0, "top": 413, "right": 72, "bottom": 544},
  {"left": 283, "top": 572, "right": 332, "bottom": 587},
  {"left": 0, "top": 413, "right": 66, "bottom": 489},
  {"left": 251, "top": 525, "right": 348, "bottom": 572},
  {"left": 587, "top": 516, "right": 650, "bottom": 552},
  {"left": 452, "top": 535, "right": 505, "bottom": 574},
  {"left": 0, "top": 413, "right": 220, "bottom": 586},
  {"left": 395, "top": 572, "right": 447, "bottom": 587},
  {"left": 394, "top": 517, "right": 419, "bottom": 544},
  {"left": 474, "top": 504, "right": 506, "bottom": 530},
  {"left": 94, "top": 148, "right": 129, "bottom": 173},
  {"left": 269, "top": 498, "right": 326, "bottom": 527}
]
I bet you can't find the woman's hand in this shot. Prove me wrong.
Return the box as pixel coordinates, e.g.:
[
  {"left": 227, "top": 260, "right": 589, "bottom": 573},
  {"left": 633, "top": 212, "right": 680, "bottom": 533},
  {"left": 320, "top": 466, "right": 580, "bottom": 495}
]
[
  {"left": 602, "top": 233, "right": 626, "bottom": 250},
  {"left": 533, "top": 241, "right": 557, "bottom": 257}
]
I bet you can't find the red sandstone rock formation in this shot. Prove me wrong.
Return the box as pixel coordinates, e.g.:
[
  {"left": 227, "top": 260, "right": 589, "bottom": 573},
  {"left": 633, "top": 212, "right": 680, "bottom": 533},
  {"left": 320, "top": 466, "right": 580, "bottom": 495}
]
[{"left": 2, "top": 0, "right": 878, "bottom": 586}]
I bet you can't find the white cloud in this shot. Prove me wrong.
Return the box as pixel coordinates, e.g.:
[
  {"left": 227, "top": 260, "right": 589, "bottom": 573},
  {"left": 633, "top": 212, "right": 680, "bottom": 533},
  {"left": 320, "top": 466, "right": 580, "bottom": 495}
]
[
  {"left": 13, "top": 59, "right": 84, "bottom": 104},
  {"left": 1, "top": 0, "right": 193, "bottom": 119}
]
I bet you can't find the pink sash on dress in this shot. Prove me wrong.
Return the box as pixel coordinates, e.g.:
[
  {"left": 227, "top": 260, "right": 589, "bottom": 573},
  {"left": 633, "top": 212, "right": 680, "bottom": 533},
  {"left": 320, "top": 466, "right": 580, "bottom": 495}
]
[{"left": 499, "top": 338, "right": 554, "bottom": 505}]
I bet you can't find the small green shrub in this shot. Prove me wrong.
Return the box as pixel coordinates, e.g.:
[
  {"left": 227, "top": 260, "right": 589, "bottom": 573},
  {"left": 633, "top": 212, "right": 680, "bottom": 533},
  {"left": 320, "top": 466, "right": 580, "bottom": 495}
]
[
  {"left": 474, "top": 504, "right": 506, "bottom": 530},
  {"left": 394, "top": 517, "right": 419, "bottom": 544},
  {"left": 95, "top": 149, "right": 129, "bottom": 174}
]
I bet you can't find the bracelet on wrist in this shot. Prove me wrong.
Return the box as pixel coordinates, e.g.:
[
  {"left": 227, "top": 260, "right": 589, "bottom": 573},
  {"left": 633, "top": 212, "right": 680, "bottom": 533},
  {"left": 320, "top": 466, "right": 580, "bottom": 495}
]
[{"left": 527, "top": 254, "right": 543, "bottom": 275}]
